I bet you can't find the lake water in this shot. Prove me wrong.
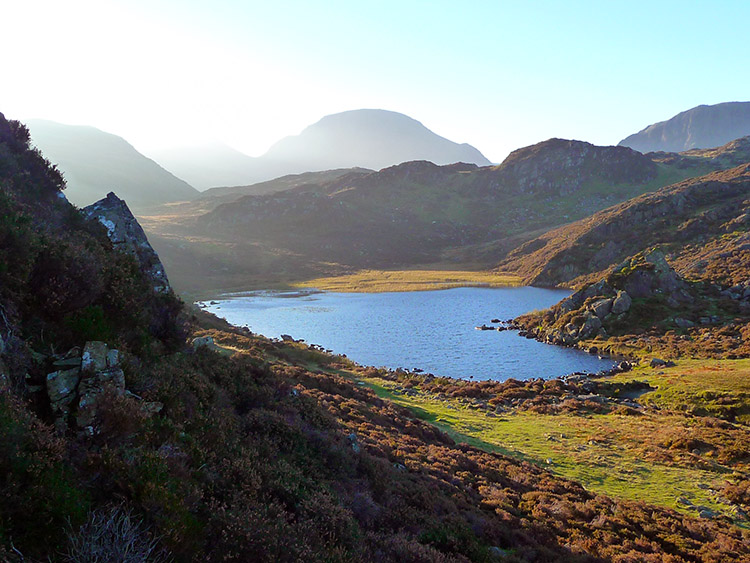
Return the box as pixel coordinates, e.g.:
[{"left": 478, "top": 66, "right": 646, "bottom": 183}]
[{"left": 198, "top": 286, "right": 615, "bottom": 381}]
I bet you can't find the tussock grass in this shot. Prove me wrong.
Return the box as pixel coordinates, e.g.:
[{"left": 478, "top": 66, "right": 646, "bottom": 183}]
[
  {"left": 359, "top": 369, "right": 750, "bottom": 525},
  {"left": 293, "top": 269, "right": 522, "bottom": 293}
]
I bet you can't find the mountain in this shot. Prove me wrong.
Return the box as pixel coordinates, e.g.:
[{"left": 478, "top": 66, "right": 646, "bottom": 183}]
[
  {"left": 147, "top": 142, "right": 260, "bottom": 190},
  {"left": 619, "top": 101, "right": 750, "bottom": 153},
  {"left": 146, "top": 109, "right": 492, "bottom": 188},
  {"left": 7, "top": 112, "right": 748, "bottom": 561},
  {"left": 197, "top": 167, "right": 373, "bottom": 208},
  {"left": 26, "top": 119, "right": 199, "bottom": 209},
  {"left": 143, "top": 138, "right": 687, "bottom": 294},
  {"left": 498, "top": 141, "right": 750, "bottom": 288},
  {"left": 261, "top": 108, "right": 492, "bottom": 171}
]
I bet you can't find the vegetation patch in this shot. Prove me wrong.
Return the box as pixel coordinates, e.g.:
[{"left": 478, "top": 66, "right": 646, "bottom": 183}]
[{"left": 293, "top": 269, "right": 521, "bottom": 292}]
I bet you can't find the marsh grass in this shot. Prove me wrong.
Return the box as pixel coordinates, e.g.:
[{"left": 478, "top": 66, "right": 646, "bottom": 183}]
[
  {"left": 293, "top": 269, "right": 522, "bottom": 293},
  {"left": 358, "top": 371, "right": 750, "bottom": 525}
]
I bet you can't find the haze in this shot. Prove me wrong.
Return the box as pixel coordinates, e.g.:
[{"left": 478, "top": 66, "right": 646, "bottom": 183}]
[{"left": 3, "top": 0, "right": 749, "bottom": 162}]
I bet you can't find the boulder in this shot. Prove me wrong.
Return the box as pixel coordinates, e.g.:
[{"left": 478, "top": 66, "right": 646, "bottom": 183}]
[
  {"left": 649, "top": 358, "right": 675, "bottom": 368},
  {"left": 106, "top": 349, "right": 120, "bottom": 367},
  {"left": 82, "top": 341, "right": 109, "bottom": 372},
  {"left": 578, "top": 313, "right": 602, "bottom": 340},
  {"left": 590, "top": 298, "right": 614, "bottom": 319},
  {"left": 611, "top": 290, "right": 632, "bottom": 315},
  {"left": 76, "top": 367, "right": 126, "bottom": 428},
  {"left": 83, "top": 192, "right": 170, "bottom": 293},
  {"left": 192, "top": 336, "right": 216, "bottom": 350},
  {"left": 46, "top": 368, "right": 81, "bottom": 410}
]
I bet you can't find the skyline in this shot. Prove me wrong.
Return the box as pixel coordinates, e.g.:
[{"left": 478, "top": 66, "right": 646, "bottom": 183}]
[{"left": 3, "top": 0, "right": 750, "bottom": 163}]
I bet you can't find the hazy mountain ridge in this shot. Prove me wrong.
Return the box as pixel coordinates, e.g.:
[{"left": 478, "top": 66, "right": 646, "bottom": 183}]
[
  {"left": 27, "top": 119, "right": 199, "bottom": 209},
  {"left": 619, "top": 101, "right": 750, "bottom": 153},
  {"left": 147, "top": 109, "right": 492, "bottom": 188}
]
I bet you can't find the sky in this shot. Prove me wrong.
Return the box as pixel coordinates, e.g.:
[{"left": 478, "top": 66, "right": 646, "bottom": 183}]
[{"left": 3, "top": 0, "right": 750, "bottom": 163}]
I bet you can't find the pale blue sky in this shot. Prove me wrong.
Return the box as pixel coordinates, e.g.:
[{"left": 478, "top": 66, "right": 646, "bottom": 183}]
[{"left": 3, "top": 0, "right": 748, "bottom": 162}]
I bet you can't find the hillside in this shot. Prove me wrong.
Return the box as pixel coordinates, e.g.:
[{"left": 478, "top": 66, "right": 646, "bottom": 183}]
[
  {"left": 196, "top": 167, "right": 373, "bottom": 209},
  {"left": 5, "top": 112, "right": 749, "bottom": 561},
  {"left": 26, "top": 119, "right": 199, "bottom": 209},
  {"left": 498, "top": 144, "right": 750, "bottom": 288},
  {"left": 147, "top": 109, "right": 492, "bottom": 188},
  {"left": 619, "top": 101, "right": 750, "bottom": 153},
  {"left": 143, "top": 138, "right": 685, "bottom": 294}
]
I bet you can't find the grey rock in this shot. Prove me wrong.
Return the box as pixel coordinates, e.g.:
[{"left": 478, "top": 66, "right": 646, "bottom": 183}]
[
  {"left": 577, "top": 394, "right": 608, "bottom": 404},
  {"left": 53, "top": 356, "right": 82, "bottom": 368},
  {"left": 76, "top": 368, "right": 126, "bottom": 428},
  {"left": 590, "top": 298, "right": 614, "bottom": 319},
  {"left": 611, "top": 290, "right": 632, "bottom": 315},
  {"left": 578, "top": 313, "right": 602, "bottom": 340},
  {"left": 674, "top": 317, "right": 695, "bottom": 329},
  {"left": 83, "top": 192, "right": 170, "bottom": 293},
  {"left": 82, "top": 341, "right": 109, "bottom": 372},
  {"left": 106, "top": 349, "right": 120, "bottom": 368},
  {"left": 192, "top": 335, "right": 216, "bottom": 350},
  {"left": 46, "top": 368, "right": 81, "bottom": 410},
  {"left": 347, "top": 432, "right": 361, "bottom": 453}
]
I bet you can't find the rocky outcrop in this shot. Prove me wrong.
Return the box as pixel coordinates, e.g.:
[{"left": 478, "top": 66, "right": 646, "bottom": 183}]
[
  {"left": 84, "top": 192, "right": 170, "bottom": 292},
  {"left": 475, "top": 138, "right": 658, "bottom": 197},
  {"left": 499, "top": 163, "right": 750, "bottom": 287},
  {"left": 45, "top": 341, "right": 162, "bottom": 434},
  {"left": 519, "top": 249, "right": 695, "bottom": 347}
]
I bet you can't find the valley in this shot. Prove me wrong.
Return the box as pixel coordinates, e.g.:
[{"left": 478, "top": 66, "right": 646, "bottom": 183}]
[{"left": 5, "top": 99, "right": 750, "bottom": 560}]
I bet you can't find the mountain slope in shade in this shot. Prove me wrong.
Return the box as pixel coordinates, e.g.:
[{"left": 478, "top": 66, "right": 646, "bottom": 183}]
[
  {"left": 26, "top": 119, "right": 199, "bottom": 209},
  {"left": 619, "top": 101, "right": 750, "bottom": 153},
  {"left": 147, "top": 109, "right": 491, "bottom": 188}
]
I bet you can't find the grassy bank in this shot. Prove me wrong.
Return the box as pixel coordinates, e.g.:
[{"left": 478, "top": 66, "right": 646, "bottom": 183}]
[
  {"left": 292, "top": 268, "right": 522, "bottom": 292},
  {"left": 352, "top": 361, "right": 750, "bottom": 527}
]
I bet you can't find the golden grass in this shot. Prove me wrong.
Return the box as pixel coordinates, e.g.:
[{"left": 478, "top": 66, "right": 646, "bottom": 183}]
[{"left": 293, "top": 269, "right": 522, "bottom": 293}]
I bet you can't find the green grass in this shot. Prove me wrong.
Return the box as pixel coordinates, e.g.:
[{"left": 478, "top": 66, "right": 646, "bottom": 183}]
[
  {"left": 359, "top": 374, "right": 747, "bottom": 524},
  {"left": 609, "top": 359, "right": 750, "bottom": 423}
]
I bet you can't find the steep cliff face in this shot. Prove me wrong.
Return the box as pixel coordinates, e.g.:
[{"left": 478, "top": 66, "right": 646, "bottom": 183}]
[{"left": 84, "top": 192, "right": 170, "bottom": 293}]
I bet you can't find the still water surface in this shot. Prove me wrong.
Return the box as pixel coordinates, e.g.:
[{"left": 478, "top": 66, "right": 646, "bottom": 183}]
[{"left": 199, "top": 286, "right": 614, "bottom": 381}]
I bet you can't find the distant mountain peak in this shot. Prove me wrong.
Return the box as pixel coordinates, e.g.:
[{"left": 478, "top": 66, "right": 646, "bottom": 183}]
[
  {"left": 619, "top": 101, "right": 750, "bottom": 153},
  {"left": 148, "top": 109, "right": 491, "bottom": 189}
]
